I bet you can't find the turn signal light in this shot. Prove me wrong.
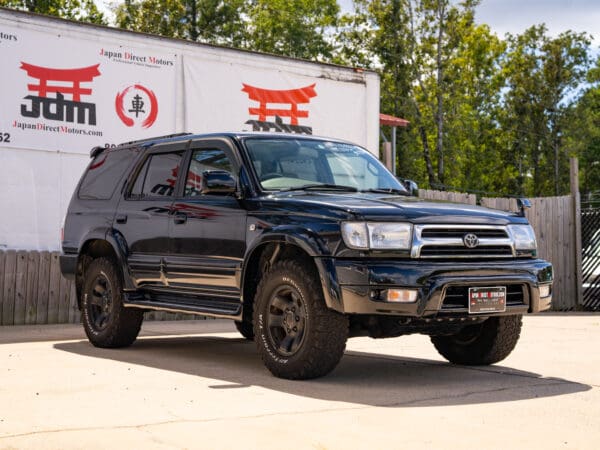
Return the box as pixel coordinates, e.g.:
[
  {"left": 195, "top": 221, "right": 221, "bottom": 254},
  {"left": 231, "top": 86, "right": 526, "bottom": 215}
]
[
  {"left": 539, "top": 285, "right": 551, "bottom": 298},
  {"left": 383, "top": 289, "right": 418, "bottom": 303}
]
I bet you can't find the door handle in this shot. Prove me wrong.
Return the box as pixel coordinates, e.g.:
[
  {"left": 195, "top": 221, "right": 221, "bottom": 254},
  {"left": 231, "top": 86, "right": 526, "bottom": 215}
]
[
  {"left": 116, "top": 214, "right": 127, "bottom": 224},
  {"left": 173, "top": 212, "right": 187, "bottom": 224}
]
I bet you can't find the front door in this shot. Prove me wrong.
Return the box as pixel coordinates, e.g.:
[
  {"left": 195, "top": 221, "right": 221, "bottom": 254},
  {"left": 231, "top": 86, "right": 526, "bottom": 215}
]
[{"left": 165, "top": 138, "right": 246, "bottom": 302}]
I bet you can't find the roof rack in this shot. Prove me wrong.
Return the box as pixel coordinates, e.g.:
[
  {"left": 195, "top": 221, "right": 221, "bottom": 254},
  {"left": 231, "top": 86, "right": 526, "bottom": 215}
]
[{"left": 119, "top": 132, "right": 193, "bottom": 147}]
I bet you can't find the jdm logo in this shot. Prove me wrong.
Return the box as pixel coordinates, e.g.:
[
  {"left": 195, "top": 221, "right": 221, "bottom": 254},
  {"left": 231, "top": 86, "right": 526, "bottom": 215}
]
[
  {"left": 20, "top": 62, "right": 100, "bottom": 125},
  {"left": 115, "top": 84, "right": 158, "bottom": 128},
  {"left": 242, "top": 83, "right": 316, "bottom": 134}
]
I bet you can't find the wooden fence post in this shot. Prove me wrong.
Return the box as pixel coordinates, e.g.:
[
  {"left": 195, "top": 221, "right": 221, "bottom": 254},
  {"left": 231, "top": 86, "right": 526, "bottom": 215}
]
[{"left": 571, "top": 157, "right": 583, "bottom": 307}]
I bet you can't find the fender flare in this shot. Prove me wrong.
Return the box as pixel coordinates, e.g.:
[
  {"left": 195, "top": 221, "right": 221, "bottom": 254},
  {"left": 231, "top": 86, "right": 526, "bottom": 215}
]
[
  {"left": 241, "top": 227, "right": 344, "bottom": 313},
  {"left": 78, "top": 227, "right": 136, "bottom": 291}
]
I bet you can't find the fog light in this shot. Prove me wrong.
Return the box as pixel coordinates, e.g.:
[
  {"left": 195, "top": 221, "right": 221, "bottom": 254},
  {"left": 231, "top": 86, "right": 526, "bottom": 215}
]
[
  {"left": 539, "top": 284, "right": 551, "bottom": 298},
  {"left": 383, "top": 289, "right": 418, "bottom": 303}
]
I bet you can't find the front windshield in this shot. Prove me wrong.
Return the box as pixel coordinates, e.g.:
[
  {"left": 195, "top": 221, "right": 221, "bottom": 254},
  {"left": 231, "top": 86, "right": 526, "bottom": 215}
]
[{"left": 244, "top": 137, "right": 407, "bottom": 193}]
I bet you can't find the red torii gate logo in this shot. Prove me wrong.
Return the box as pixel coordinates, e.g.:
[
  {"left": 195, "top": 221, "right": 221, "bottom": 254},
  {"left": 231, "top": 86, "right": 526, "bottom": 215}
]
[
  {"left": 20, "top": 62, "right": 100, "bottom": 125},
  {"left": 242, "top": 83, "right": 317, "bottom": 134}
]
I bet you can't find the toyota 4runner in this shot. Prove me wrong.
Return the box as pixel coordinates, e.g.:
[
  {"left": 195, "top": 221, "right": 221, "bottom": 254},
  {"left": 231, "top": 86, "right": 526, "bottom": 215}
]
[{"left": 60, "top": 132, "right": 553, "bottom": 379}]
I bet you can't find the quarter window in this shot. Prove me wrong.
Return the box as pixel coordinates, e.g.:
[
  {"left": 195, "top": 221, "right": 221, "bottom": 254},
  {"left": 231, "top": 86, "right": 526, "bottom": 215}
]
[{"left": 130, "top": 152, "right": 183, "bottom": 198}]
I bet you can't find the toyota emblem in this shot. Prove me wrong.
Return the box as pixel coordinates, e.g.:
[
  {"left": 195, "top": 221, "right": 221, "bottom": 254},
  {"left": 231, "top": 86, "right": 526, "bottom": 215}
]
[{"left": 463, "top": 233, "right": 479, "bottom": 248}]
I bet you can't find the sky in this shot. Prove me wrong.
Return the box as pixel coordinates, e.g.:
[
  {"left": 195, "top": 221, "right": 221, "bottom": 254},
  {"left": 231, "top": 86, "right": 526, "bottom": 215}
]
[
  {"left": 475, "top": 0, "right": 600, "bottom": 44},
  {"left": 338, "top": 0, "right": 600, "bottom": 45}
]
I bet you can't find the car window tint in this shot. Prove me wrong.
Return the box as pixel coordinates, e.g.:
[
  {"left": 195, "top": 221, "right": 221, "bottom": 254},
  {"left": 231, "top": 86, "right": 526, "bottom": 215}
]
[
  {"left": 130, "top": 152, "right": 183, "bottom": 198},
  {"left": 130, "top": 158, "right": 149, "bottom": 197},
  {"left": 78, "top": 147, "right": 139, "bottom": 200},
  {"left": 185, "top": 148, "right": 233, "bottom": 197}
]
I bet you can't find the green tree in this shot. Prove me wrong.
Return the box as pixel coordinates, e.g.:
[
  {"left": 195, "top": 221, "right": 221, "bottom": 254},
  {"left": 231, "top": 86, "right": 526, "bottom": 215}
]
[
  {"left": 564, "top": 57, "right": 600, "bottom": 201},
  {"left": 245, "top": 0, "right": 339, "bottom": 60},
  {"left": 501, "top": 26, "right": 591, "bottom": 196},
  {"left": 0, "top": 0, "right": 106, "bottom": 24},
  {"left": 114, "top": 0, "right": 247, "bottom": 46}
]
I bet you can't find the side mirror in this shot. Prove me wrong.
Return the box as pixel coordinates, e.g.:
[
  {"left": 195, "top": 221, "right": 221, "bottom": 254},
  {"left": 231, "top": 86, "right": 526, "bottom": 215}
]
[
  {"left": 401, "top": 179, "right": 419, "bottom": 197},
  {"left": 201, "top": 170, "right": 237, "bottom": 195}
]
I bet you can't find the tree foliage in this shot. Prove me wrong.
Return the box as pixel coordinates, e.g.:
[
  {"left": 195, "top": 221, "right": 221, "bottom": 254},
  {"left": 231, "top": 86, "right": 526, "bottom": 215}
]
[
  {"left": 245, "top": 0, "right": 339, "bottom": 60},
  {"left": 113, "top": 0, "right": 247, "bottom": 46},
  {"left": 0, "top": 0, "right": 106, "bottom": 24}
]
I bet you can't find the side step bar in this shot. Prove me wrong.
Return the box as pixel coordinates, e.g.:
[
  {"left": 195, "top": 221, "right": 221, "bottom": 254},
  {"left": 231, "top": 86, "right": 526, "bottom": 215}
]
[{"left": 123, "top": 291, "right": 242, "bottom": 319}]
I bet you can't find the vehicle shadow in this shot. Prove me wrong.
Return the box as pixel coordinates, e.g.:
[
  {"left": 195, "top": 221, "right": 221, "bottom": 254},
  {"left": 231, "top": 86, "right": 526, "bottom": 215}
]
[{"left": 54, "top": 334, "right": 591, "bottom": 408}]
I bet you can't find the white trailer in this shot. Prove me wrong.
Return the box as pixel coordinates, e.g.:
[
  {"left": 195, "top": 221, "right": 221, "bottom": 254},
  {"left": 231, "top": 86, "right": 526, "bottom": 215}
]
[{"left": 0, "top": 8, "right": 380, "bottom": 250}]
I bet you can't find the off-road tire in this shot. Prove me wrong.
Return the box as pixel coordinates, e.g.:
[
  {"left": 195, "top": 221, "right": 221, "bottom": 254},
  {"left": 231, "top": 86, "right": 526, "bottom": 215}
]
[
  {"left": 81, "top": 257, "right": 143, "bottom": 348},
  {"left": 431, "top": 315, "right": 523, "bottom": 365},
  {"left": 234, "top": 320, "right": 254, "bottom": 340},
  {"left": 253, "top": 259, "right": 348, "bottom": 379}
]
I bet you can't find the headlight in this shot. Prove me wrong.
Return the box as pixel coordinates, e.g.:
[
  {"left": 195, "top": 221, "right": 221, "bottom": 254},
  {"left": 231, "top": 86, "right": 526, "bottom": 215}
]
[
  {"left": 341, "top": 222, "right": 368, "bottom": 249},
  {"left": 508, "top": 224, "right": 537, "bottom": 250},
  {"left": 342, "top": 222, "right": 412, "bottom": 250}
]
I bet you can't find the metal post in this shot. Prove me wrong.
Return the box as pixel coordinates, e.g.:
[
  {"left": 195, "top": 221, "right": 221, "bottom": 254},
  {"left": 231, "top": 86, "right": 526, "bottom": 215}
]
[
  {"left": 570, "top": 157, "right": 583, "bottom": 307},
  {"left": 391, "top": 126, "right": 397, "bottom": 176}
]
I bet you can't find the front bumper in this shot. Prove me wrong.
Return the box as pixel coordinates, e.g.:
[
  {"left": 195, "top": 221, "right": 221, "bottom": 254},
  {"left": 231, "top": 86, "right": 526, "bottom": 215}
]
[{"left": 328, "top": 257, "right": 553, "bottom": 317}]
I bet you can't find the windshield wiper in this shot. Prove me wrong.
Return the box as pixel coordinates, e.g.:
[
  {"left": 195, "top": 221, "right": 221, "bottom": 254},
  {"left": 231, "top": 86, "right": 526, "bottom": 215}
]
[
  {"left": 361, "top": 188, "right": 408, "bottom": 196},
  {"left": 278, "top": 183, "right": 358, "bottom": 193}
]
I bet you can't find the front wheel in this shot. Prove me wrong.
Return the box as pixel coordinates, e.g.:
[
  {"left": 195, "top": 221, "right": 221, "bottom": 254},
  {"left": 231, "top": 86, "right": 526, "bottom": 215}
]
[
  {"left": 431, "top": 315, "right": 523, "bottom": 365},
  {"left": 253, "top": 259, "right": 348, "bottom": 379},
  {"left": 81, "top": 257, "right": 143, "bottom": 348},
  {"left": 234, "top": 320, "right": 254, "bottom": 341}
]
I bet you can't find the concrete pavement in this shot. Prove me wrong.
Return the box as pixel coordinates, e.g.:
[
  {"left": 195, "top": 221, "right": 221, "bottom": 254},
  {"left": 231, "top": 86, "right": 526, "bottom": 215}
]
[{"left": 1, "top": 314, "right": 599, "bottom": 449}]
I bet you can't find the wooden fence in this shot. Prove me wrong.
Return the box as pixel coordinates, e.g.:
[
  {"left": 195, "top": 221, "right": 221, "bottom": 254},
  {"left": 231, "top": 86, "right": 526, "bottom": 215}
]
[
  {"left": 418, "top": 189, "right": 477, "bottom": 205},
  {"left": 480, "top": 196, "right": 577, "bottom": 310},
  {"left": 0, "top": 251, "right": 200, "bottom": 325}
]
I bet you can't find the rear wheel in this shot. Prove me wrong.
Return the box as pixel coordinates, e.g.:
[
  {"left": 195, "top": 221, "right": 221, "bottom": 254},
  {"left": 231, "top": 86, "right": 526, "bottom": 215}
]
[
  {"left": 254, "top": 259, "right": 348, "bottom": 379},
  {"left": 81, "top": 257, "right": 143, "bottom": 348},
  {"left": 431, "top": 315, "right": 523, "bottom": 365}
]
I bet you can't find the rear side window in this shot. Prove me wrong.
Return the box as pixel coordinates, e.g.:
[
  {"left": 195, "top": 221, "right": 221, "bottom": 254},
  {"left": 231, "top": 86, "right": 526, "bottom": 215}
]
[
  {"left": 130, "top": 152, "right": 183, "bottom": 198},
  {"left": 78, "top": 148, "right": 139, "bottom": 200}
]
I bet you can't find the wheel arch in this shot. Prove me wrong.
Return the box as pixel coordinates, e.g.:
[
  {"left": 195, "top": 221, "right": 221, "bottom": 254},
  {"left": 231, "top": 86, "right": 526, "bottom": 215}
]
[
  {"left": 241, "top": 233, "right": 344, "bottom": 320},
  {"left": 76, "top": 229, "right": 134, "bottom": 308}
]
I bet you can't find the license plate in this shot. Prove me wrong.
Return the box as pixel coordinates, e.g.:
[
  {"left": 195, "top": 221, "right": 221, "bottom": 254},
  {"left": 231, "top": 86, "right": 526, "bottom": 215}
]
[{"left": 468, "top": 286, "right": 507, "bottom": 314}]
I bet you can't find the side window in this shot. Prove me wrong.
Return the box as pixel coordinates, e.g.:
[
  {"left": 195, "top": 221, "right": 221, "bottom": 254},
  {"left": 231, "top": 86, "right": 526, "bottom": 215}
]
[
  {"left": 78, "top": 147, "right": 139, "bottom": 200},
  {"left": 184, "top": 148, "right": 233, "bottom": 197},
  {"left": 129, "top": 151, "right": 183, "bottom": 198}
]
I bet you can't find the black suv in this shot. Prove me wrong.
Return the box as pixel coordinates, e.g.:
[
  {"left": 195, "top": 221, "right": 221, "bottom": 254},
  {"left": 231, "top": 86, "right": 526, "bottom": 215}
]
[{"left": 61, "top": 132, "right": 553, "bottom": 379}]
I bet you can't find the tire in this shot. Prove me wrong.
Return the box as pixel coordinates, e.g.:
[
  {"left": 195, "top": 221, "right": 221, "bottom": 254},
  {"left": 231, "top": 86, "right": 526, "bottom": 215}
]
[
  {"left": 81, "top": 257, "right": 143, "bottom": 348},
  {"left": 234, "top": 320, "right": 254, "bottom": 340},
  {"left": 253, "top": 259, "right": 348, "bottom": 380},
  {"left": 431, "top": 315, "right": 523, "bottom": 365}
]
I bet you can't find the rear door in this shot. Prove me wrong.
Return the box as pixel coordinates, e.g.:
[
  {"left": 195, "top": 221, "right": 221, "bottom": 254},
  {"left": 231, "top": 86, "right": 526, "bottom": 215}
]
[
  {"left": 114, "top": 141, "right": 187, "bottom": 288},
  {"left": 165, "top": 137, "right": 246, "bottom": 304}
]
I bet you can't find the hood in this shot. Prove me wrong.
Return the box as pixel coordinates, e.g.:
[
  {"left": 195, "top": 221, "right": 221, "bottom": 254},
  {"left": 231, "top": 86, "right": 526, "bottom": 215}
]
[{"left": 264, "top": 191, "right": 527, "bottom": 225}]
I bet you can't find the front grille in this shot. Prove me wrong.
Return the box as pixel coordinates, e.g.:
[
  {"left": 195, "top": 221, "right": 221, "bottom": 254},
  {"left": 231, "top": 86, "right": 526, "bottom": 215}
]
[
  {"left": 421, "top": 228, "right": 508, "bottom": 239},
  {"left": 442, "top": 284, "right": 526, "bottom": 310},
  {"left": 420, "top": 245, "right": 513, "bottom": 257},
  {"left": 412, "top": 225, "right": 515, "bottom": 259}
]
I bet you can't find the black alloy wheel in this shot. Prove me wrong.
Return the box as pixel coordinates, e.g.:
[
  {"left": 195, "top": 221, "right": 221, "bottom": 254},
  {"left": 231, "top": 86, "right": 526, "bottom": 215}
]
[
  {"left": 265, "top": 285, "right": 307, "bottom": 356},
  {"left": 87, "top": 274, "right": 114, "bottom": 332}
]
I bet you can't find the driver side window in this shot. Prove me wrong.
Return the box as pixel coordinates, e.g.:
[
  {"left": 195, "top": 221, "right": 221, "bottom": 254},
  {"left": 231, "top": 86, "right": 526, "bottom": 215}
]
[{"left": 185, "top": 148, "right": 234, "bottom": 197}]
